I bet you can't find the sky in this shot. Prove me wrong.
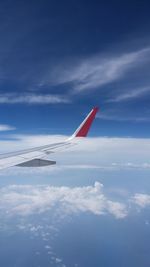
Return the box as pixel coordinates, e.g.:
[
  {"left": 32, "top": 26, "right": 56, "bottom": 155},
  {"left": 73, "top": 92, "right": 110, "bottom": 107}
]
[{"left": 1, "top": 0, "right": 150, "bottom": 267}]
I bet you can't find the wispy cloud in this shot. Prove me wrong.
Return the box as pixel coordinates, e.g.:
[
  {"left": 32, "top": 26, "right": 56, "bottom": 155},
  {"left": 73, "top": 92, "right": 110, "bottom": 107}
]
[
  {"left": 97, "top": 113, "right": 150, "bottom": 122},
  {"left": 0, "top": 94, "right": 70, "bottom": 104},
  {"left": 0, "top": 124, "right": 15, "bottom": 131},
  {"left": 51, "top": 47, "right": 150, "bottom": 92},
  {"left": 108, "top": 86, "right": 150, "bottom": 103}
]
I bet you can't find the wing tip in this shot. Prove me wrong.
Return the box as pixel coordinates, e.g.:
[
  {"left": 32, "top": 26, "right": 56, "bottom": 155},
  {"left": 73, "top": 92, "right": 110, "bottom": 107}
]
[
  {"left": 93, "top": 106, "right": 99, "bottom": 112},
  {"left": 73, "top": 106, "right": 99, "bottom": 138}
]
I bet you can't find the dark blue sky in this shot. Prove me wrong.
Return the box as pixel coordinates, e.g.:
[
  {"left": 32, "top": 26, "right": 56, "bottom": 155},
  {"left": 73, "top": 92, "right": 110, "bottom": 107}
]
[{"left": 0, "top": 0, "right": 150, "bottom": 137}]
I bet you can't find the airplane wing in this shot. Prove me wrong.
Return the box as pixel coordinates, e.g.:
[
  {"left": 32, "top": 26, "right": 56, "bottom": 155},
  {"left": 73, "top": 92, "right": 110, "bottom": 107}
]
[{"left": 0, "top": 107, "right": 99, "bottom": 169}]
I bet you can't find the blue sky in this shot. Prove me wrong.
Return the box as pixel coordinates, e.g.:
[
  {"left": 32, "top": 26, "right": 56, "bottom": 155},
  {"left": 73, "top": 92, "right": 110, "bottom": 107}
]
[
  {"left": 0, "top": 0, "right": 150, "bottom": 137},
  {"left": 1, "top": 1, "right": 150, "bottom": 267}
]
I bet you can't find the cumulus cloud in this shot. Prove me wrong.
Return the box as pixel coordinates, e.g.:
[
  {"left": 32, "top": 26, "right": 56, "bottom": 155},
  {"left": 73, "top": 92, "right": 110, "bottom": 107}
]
[
  {"left": 50, "top": 47, "right": 150, "bottom": 92},
  {"left": 1, "top": 181, "right": 150, "bottom": 222},
  {"left": 0, "top": 182, "right": 127, "bottom": 219},
  {"left": 132, "top": 193, "right": 150, "bottom": 208}
]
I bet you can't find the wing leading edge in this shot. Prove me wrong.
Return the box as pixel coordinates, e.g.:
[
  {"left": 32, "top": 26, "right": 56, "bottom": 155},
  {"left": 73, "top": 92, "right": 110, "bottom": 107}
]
[{"left": 0, "top": 107, "right": 99, "bottom": 169}]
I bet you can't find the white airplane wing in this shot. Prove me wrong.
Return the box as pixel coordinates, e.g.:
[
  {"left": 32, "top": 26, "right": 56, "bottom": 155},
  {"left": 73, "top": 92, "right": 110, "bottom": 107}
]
[{"left": 0, "top": 107, "right": 99, "bottom": 169}]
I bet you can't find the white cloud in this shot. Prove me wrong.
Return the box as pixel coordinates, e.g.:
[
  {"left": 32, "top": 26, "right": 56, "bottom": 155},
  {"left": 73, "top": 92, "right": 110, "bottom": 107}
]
[
  {"left": 97, "top": 113, "right": 150, "bottom": 122},
  {"left": 0, "top": 124, "right": 15, "bottom": 131},
  {"left": 107, "top": 200, "right": 127, "bottom": 219},
  {"left": 55, "top": 258, "right": 62, "bottom": 263},
  {"left": 108, "top": 86, "right": 150, "bottom": 103},
  {"left": 50, "top": 47, "right": 150, "bottom": 92},
  {"left": 0, "top": 94, "right": 70, "bottom": 104},
  {"left": 0, "top": 182, "right": 127, "bottom": 219},
  {"left": 132, "top": 193, "right": 150, "bottom": 208},
  {"left": 2, "top": 179, "right": 150, "bottom": 221}
]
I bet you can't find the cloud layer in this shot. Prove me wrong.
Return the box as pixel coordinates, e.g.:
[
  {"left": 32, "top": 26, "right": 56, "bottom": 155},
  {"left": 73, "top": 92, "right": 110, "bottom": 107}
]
[{"left": 0, "top": 135, "right": 150, "bottom": 170}]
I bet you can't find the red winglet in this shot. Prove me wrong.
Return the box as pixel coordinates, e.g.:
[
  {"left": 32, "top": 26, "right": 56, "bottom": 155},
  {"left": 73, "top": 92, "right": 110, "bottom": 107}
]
[{"left": 71, "top": 107, "right": 99, "bottom": 138}]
